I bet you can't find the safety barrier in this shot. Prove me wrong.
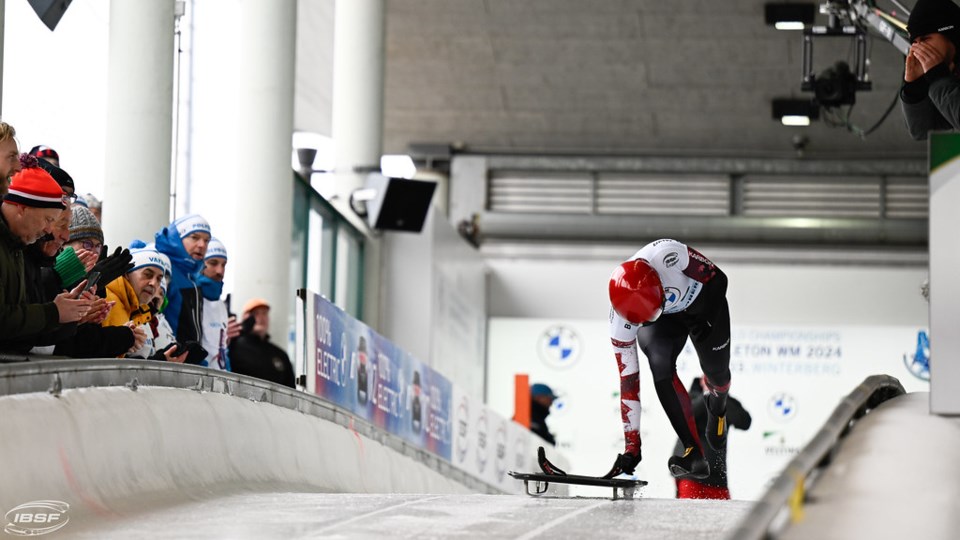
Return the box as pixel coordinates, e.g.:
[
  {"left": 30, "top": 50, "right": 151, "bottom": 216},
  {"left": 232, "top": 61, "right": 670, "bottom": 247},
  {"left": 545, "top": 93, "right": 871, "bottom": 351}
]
[{"left": 725, "top": 374, "right": 906, "bottom": 539}]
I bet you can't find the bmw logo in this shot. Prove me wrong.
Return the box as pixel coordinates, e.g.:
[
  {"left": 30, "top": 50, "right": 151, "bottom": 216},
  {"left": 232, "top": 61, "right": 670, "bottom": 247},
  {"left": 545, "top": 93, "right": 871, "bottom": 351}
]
[
  {"left": 537, "top": 325, "right": 581, "bottom": 369},
  {"left": 768, "top": 393, "right": 798, "bottom": 423}
]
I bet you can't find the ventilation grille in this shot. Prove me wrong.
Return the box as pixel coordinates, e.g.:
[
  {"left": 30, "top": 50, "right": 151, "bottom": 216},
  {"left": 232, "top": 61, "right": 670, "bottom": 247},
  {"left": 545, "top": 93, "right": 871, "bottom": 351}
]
[
  {"left": 487, "top": 171, "right": 927, "bottom": 219},
  {"left": 741, "top": 176, "right": 881, "bottom": 218}
]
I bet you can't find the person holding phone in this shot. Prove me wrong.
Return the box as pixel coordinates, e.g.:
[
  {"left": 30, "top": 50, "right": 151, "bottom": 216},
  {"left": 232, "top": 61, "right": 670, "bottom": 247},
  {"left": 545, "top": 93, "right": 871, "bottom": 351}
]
[{"left": 229, "top": 298, "right": 295, "bottom": 388}]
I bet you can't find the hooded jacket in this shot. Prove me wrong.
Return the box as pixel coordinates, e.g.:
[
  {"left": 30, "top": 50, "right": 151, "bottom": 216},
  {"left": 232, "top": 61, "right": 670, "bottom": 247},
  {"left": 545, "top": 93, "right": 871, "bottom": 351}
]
[
  {"left": 154, "top": 222, "right": 204, "bottom": 342},
  {"left": 103, "top": 277, "right": 152, "bottom": 328}
]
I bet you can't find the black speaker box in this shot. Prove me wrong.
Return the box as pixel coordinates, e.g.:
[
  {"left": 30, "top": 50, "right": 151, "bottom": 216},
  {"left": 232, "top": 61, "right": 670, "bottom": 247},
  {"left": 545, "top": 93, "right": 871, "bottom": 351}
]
[{"left": 365, "top": 174, "right": 437, "bottom": 233}]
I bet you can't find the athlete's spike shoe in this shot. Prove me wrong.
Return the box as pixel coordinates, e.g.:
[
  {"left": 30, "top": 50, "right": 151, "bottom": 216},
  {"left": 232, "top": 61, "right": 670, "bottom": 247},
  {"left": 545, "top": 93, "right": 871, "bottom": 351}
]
[
  {"left": 705, "top": 394, "right": 728, "bottom": 451},
  {"left": 602, "top": 451, "right": 641, "bottom": 479},
  {"left": 668, "top": 447, "right": 710, "bottom": 479},
  {"left": 537, "top": 446, "right": 567, "bottom": 476}
]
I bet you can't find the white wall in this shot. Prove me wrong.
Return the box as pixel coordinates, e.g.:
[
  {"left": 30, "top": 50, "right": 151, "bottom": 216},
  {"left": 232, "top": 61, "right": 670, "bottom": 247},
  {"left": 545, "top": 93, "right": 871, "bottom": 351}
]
[{"left": 380, "top": 206, "right": 487, "bottom": 400}]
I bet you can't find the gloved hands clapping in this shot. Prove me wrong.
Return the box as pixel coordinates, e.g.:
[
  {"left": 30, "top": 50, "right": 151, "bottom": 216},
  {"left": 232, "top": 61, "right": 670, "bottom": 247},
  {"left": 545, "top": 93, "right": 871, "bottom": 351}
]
[{"left": 89, "top": 246, "right": 134, "bottom": 297}]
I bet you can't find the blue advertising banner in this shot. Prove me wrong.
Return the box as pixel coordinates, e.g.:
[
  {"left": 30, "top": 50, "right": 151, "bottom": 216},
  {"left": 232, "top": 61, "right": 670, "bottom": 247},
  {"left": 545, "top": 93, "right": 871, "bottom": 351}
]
[{"left": 310, "top": 292, "right": 453, "bottom": 461}]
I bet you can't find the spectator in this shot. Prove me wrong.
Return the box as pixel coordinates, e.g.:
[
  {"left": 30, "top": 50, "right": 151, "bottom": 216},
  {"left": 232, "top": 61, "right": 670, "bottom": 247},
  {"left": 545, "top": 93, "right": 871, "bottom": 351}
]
[
  {"left": 529, "top": 383, "right": 558, "bottom": 445},
  {"left": 154, "top": 214, "right": 210, "bottom": 341},
  {"left": 229, "top": 298, "right": 295, "bottom": 388},
  {"left": 197, "top": 238, "right": 240, "bottom": 371},
  {"left": 54, "top": 205, "right": 131, "bottom": 294},
  {"left": 674, "top": 377, "right": 752, "bottom": 500},
  {"left": 0, "top": 167, "right": 91, "bottom": 352},
  {"left": 900, "top": 0, "right": 960, "bottom": 139},
  {"left": 83, "top": 193, "right": 102, "bottom": 222},
  {"left": 0, "top": 122, "right": 22, "bottom": 198},
  {"left": 101, "top": 245, "right": 173, "bottom": 357},
  {"left": 28, "top": 145, "right": 59, "bottom": 168}
]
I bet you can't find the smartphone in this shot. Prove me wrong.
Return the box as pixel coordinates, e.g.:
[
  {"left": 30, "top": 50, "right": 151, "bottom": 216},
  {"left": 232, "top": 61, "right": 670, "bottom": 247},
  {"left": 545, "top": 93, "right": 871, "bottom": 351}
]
[{"left": 79, "top": 271, "right": 101, "bottom": 297}]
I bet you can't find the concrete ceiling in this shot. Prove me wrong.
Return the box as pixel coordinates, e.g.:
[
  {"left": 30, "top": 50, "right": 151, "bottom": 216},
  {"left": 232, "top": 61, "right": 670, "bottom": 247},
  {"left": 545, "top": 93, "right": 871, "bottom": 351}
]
[{"left": 383, "top": 0, "right": 922, "bottom": 159}]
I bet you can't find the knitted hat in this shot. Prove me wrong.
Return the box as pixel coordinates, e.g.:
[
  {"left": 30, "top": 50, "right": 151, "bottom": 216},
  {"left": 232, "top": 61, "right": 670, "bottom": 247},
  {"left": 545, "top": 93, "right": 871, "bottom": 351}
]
[
  {"left": 34, "top": 158, "right": 74, "bottom": 193},
  {"left": 69, "top": 205, "right": 103, "bottom": 244},
  {"left": 172, "top": 214, "right": 211, "bottom": 239},
  {"left": 29, "top": 145, "right": 59, "bottom": 162},
  {"left": 4, "top": 168, "right": 65, "bottom": 209},
  {"left": 128, "top": 242, "right": 172, "bottom": 275},
  {"left": 205, "top": 237, "right": 227, "bottom": 260},
  {"left": 908, "top": 0, "right": 960, "bottom": 43}
]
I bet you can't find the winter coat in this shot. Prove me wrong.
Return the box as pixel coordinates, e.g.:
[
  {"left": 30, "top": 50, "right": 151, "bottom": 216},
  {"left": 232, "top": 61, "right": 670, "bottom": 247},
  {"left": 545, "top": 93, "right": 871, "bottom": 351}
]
[{"left": 0, "top": 212, "right": 59, "bottom": 353}]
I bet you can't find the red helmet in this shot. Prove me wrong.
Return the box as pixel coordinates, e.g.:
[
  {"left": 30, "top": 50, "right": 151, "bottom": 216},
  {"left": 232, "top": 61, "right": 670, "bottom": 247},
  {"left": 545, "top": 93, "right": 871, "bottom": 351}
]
[{"left": 609, "top": 259, "right": 665, "bottom": 324}]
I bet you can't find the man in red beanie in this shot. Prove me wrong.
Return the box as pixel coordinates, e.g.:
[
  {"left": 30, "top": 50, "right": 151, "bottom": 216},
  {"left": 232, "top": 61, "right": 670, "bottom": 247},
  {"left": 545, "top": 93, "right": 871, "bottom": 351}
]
[{"left": 0, "top": 167, "right": 93, "bottom": 353}]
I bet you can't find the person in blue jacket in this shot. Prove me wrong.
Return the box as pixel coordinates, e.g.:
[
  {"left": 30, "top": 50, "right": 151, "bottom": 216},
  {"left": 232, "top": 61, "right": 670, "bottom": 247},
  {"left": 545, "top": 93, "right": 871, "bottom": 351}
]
[{"left": 154, "top": 214, "right": 211, "bottom": 350}]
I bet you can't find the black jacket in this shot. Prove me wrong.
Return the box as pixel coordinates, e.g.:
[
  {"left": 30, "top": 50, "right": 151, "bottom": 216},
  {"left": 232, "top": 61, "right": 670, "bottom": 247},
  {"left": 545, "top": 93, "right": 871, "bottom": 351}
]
[
  {"left": 228, "top": 331, "right": 295, "bottom": 388},
  {"left": 0, "top": 213, "right": 59, "bottom": 353},
  {"left": 900, "top": 62, "right": 960, "bottom": 140},
  {"left": 530, "top": 401, "right": 556, "bottom": 445}
]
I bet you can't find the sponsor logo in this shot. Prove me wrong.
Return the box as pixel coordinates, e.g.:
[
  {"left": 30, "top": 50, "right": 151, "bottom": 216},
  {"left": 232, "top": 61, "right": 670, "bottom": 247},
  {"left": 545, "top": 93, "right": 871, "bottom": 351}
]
[
  {"left": 903, "top": 330, "right": 930, "bottom": 381},
  {"left": 4, "top": 501, "right": 70, "bottom": 537},
  {"left": 663, "top": 287, "right": 681, "bottom": 307},
  {"left": 476, "top": 411, "right": 488, "bottom": 473},
  {"left": 495, "top": 422, "right": 508, "bottom": 480},
  {"left": 712, "top": 338, "right": 730, "bottom": 352},
  {"left": 767, "top": 393, "right": 798, "bottom": 423},
  {"left": 537, "top": 326, "right": 581, "bottom": 370},
  {"left": 663, "top": 252, "right": 679, "bottom": 268},
  {"left": 456, "top": 398, "right": 469, "bottom": 463},
  {"left": 762, "top": 431, "right": 802, "bottom": 456}
]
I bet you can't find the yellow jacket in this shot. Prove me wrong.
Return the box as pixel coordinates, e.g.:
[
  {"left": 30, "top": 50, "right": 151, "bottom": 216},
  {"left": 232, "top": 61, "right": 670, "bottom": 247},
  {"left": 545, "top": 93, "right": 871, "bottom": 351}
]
[{"left": 103, "top": 277, "right": 152, "bottom": 328}]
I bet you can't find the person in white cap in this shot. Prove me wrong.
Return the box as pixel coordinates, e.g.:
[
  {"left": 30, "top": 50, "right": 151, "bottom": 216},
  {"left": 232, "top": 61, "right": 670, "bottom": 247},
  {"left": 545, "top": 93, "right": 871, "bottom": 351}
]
[
  {"left": 154, "top": 213, "right": 211, "bottom": 345},
  {"left": 197, "top": 237, "right": 240, "bottom": 370}
]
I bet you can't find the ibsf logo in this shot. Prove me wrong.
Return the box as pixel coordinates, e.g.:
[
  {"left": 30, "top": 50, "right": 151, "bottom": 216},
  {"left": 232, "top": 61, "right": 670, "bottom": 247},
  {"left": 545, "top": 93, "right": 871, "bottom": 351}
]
[
  {"left": 768, "top": 393, "right": 798, "bottom": 423},
  {"left": 537, "top": 325, "right": 580, "bottom": 369},
  {"left": 4, "top": 501, "right": 70, "bottom": 536}
]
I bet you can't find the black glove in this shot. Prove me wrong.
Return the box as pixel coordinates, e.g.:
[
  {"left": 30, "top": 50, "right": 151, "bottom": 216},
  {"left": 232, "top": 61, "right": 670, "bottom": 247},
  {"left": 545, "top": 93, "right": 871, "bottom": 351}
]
[
  {"left": 90, "top": 246, "right": 134, "bottom": 297},
  {"left": 182, "top": 341, "right": 209, "bottom": 365}
]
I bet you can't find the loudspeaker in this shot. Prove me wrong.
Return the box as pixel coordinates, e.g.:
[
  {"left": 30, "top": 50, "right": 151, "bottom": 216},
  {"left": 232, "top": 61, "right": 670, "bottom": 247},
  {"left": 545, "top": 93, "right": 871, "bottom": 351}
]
[
  {"left": 363, "top": 174, "right": 437, "bottom": 233},
  {"left": 27, "top": 0, "right": 73, "bottom": 31}
]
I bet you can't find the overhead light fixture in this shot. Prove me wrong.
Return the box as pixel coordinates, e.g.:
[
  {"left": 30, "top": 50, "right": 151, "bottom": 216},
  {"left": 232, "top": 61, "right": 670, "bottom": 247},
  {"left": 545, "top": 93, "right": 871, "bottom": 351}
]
[
  {"left": 772, "top": 98, "right": 819, "bottom": 126},
  {"left": 765, "top": 2, "right": 816, "bottom": 30}
]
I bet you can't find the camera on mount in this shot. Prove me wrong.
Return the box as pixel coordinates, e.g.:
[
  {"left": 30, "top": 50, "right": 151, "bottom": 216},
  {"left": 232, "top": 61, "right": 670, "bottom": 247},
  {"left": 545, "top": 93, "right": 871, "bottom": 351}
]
[{"left": 812, "top": 61, "right": 858, "bottom": 107}]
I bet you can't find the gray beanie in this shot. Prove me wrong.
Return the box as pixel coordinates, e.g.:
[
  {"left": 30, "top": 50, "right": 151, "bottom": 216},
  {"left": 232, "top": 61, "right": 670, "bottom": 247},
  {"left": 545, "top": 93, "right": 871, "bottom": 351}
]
[{"left": 69, "top": 205, "right": 103, "bottom": 244}]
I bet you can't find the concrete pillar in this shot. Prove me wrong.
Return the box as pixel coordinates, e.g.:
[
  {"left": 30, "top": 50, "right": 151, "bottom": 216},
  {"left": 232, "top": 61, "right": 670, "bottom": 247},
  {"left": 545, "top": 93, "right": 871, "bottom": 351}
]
[
  {"left": 331, "top": 0, "right": 385, "bottom": 199},
  {"left": 232, "top": 0, "right": 297, "bottom": 346},
  {"left": 103, "top": 0, "right": 175, "bottom": 245}
]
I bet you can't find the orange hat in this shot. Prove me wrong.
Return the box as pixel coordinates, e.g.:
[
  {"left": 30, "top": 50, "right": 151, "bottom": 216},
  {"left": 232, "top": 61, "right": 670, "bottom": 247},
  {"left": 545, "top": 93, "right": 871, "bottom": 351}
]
[
  {"left": 4, "top": 167, "right": 65, "bottom": 210},
  {"left": 242, "top": 298, "right": 270, "bottom": 316}
]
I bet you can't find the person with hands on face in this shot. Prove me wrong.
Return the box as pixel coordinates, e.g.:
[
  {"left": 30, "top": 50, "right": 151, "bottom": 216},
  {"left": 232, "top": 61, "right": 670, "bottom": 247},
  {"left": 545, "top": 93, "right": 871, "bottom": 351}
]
[
  {"left": 900, "top": 0, "right": 960, "bottom": 140},
  {"left": 54, "top": 205, "right": 134, "bottom": 293}
]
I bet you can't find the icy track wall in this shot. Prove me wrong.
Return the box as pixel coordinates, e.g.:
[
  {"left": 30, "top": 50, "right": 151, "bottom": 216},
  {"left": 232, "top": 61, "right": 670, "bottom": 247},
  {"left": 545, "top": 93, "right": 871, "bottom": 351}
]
[{"left": 0, "top": 372, "right": 476, "bottom": 523}]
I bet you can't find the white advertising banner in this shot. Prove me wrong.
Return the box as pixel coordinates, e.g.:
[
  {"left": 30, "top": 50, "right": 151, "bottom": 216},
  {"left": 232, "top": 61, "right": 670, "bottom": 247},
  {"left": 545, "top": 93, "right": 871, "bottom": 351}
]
[{"left": 487, "top": 318, "right": 930, "bottom": 499}]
